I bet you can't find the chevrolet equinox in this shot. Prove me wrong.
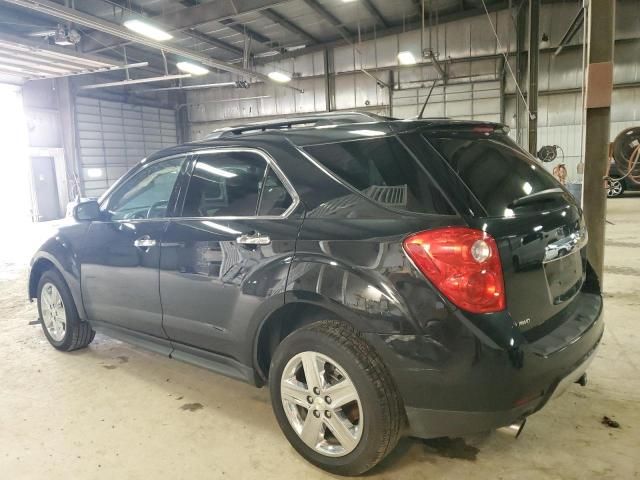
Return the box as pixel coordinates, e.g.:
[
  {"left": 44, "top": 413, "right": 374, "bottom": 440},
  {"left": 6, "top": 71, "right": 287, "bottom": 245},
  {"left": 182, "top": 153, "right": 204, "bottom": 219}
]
[{"left": 29, "top": 113, "right": 604, "bottom": 475}]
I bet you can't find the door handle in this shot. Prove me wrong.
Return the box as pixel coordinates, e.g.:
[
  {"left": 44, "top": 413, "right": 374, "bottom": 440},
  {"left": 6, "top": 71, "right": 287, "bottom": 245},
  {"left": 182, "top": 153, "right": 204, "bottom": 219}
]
[
  {"left": 236, "top": 233, "right": 271, "bottom": 246},
  {"left": 134, "top": 235, "right": 157, "bottom": 250}
]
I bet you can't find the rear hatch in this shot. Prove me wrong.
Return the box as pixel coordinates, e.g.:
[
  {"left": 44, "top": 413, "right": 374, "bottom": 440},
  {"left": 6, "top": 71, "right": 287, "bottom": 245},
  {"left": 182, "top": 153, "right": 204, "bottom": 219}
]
[{"left": 423, "top": 127, "right": 587, "bottom": 332}]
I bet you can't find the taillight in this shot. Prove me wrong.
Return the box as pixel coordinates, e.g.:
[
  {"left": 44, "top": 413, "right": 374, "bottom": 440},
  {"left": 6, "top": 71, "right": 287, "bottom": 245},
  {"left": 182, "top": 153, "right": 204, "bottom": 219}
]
[{"left": 403, "top": 227, "right": 506, "bottom": 314}]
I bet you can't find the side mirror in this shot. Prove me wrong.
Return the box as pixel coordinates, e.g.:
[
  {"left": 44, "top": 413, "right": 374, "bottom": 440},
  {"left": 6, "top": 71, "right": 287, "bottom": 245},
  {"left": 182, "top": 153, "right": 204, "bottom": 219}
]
[{"left": 73, "top": 200, "right": 102, "bottom": 222}]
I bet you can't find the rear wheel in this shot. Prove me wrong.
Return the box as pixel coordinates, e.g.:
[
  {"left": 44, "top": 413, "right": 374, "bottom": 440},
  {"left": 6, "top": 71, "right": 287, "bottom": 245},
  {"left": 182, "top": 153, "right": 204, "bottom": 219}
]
[
  {"left": 37, "top": 270, "right": 95, "bottom": 351},
  {"left": 269, "top": 320, "right": 403, "bottom": 476}
]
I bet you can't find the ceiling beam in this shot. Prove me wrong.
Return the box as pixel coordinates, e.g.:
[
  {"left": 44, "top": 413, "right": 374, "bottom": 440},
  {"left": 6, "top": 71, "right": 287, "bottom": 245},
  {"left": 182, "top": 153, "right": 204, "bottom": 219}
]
[
  {"left": 84, "top": 0, "right": 291, "bottom": 53},
  {"left": 219, "top": 18, "right": 272, "bottom": 45},
  {"left": 362, "top": 0, "right": 389, "bottom": 28},
  {"left": 1, "top": 0, "right": 303, "bottom": 91},
  {"left": 185, "top": 28, "right": 244, "bottom": 57},
  {"left": 301, "top": 0, "right": 352, "bottom": 40},
  {"left": 260, "top": 8, "right": 319, "bottom": 44}
]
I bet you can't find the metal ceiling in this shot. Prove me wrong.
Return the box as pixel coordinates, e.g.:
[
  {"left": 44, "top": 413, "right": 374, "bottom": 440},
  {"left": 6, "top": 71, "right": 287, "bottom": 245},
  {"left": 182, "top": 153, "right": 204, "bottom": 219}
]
[
  {"left": 0, "top": 31, "right": 124, "bottom": 82},
  {"left": 0, "top": 0, "right": 514, "bottom": 86},
  {"left": 67, "top": 0, "right": 512, "bottom": 63}
]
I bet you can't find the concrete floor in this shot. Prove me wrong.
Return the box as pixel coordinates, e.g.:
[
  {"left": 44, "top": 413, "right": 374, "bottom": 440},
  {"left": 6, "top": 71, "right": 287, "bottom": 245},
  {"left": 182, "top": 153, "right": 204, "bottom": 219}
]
[{"left": 1, "top": 196, "right": 639, "bottom": 479}]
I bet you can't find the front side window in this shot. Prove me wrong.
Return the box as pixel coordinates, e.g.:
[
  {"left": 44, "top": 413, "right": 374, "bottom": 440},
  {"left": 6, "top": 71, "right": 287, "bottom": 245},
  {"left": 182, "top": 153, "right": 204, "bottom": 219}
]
[
  {"left": 107, "top": 156, "right": 185, "bottom": 220},
  {"left": 303, "top": 137, "right": 454, "bottom": 215},
  {"left": 181, "top": 151, "right": 293, "bottom": 218}
]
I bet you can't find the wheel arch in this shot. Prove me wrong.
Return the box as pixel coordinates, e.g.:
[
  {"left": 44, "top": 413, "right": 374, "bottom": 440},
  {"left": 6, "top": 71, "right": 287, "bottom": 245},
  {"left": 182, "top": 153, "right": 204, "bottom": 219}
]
[
  {"left": 29, "top": 250, "right": 87, "bottom": 320},
  {"left": 253, "top": 294, "right": 384, "bottom": 383},
  {"left": 29, "top": 256, "right": 58, "bottom": 300}
]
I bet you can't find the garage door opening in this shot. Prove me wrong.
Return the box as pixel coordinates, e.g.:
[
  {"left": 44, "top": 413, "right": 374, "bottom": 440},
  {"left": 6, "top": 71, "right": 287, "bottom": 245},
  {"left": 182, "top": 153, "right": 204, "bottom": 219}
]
[{"left": 0, "top": 84, "right": 31, "bottom": 224}]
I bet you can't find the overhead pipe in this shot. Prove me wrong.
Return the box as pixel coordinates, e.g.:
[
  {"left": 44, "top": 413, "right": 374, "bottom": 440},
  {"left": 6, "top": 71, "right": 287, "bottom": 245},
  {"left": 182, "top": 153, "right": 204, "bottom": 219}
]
[{"left": 80, "top": 74, "right": 192, "bottom": 90}]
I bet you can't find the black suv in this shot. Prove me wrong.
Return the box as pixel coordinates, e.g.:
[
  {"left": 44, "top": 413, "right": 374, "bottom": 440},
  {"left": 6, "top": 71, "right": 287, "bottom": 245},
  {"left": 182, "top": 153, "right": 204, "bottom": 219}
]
[{"left": 30, "top": 113, "right": 603, "bottom": 475}]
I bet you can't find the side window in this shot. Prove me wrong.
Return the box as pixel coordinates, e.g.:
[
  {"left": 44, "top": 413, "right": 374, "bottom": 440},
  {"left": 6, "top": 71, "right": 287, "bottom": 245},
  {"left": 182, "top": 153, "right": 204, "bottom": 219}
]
[
  {"left": 107, "top": 156, "right": 185, "bottom": 221},
  {"left": 257, "top": 167, "right": 293, "bottom": 216},
  {"left": 182, "top": 151, "right": 266, "bottom": 217},
  {"left": 304, "top": 137, "right": 454, "bottom": 215}
]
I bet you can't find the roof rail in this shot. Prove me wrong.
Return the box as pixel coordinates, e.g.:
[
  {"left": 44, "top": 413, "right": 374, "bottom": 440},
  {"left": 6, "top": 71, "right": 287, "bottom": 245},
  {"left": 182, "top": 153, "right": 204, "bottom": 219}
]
[{"left": 206, "top": 111, "right": 388, "bottom": 139}]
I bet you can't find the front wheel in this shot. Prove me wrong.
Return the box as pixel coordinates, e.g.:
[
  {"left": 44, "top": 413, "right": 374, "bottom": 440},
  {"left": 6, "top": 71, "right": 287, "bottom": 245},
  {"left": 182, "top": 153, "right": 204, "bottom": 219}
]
[
  {"left": 37, "top": 269, "right": 95, "bottom": 351},
  {"left": 269, "top": 320, "right": 403, "bottom": 476}
]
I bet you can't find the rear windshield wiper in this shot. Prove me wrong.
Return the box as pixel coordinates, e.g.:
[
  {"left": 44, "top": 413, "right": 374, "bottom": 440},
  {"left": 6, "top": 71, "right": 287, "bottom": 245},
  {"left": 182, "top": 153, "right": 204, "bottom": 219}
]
[{"left": 508, "top": 187, "right": 565, "bottom": 209}]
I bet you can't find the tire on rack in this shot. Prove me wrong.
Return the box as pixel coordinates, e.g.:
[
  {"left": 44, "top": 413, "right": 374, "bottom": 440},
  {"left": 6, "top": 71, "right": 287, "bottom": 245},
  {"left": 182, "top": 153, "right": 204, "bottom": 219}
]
[
  {"left": 37, "top": 269, "right": 95, "bottom": 352},
  {"left": 269, "top": 320, "right": 404, "bottom": 476}
]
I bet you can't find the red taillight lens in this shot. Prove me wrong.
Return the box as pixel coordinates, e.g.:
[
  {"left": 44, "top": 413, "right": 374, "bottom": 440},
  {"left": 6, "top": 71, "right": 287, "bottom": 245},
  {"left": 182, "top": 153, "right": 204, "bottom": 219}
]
[{"left": 403, "top": 227, "right": 506, "bottom": 314}]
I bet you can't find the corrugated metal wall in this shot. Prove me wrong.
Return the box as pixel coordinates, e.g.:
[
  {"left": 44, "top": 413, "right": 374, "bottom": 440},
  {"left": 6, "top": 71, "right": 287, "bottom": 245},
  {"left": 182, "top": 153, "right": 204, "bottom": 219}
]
[
  {"left": 75, "top": 96, "right": 177, "bottom": 197},
  {"left": 504, "top": 35, "right": 640, "bottom": 184},
  {"left": 393, "top": 81, "right": 501, "bottom": 121},
  {"left": 187, "top": 0, "right": 639, "bottom": 187}
]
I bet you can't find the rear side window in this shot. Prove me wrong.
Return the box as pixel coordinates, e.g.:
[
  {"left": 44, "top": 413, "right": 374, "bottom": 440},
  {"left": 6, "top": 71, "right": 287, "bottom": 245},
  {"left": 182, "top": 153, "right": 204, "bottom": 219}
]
[
  {"left": 427, "top": 133, "right": 561, "bottom": 217},
  {"left": 304, "top": 137, "right": 454, "bottom": 215}
]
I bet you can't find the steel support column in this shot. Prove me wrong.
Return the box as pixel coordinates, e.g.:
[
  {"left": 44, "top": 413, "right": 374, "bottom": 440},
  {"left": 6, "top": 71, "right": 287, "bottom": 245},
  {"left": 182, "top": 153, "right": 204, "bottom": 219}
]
[
  {"left": 55, "top": 77, "right": 81, "bottom": 199},
  {"left": 527, "top": 0, "right": 539, "bottom": 155},
  {"left": 324, "top": 48, "right": 336, "bottom": 111},
  {"left": 582, "top": 0, "right": 615, "bottom": 282},
  {"left": 515, "top": 2, "right": 526, "bottom": 146}
]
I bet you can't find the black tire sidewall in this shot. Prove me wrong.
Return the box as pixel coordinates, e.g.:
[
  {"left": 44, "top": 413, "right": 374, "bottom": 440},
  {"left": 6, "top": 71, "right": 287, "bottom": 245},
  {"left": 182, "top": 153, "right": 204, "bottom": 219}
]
[
  {"left": 269, "top": 327, "right": 391, "bottom": 475},
  {"left": 37, "top": 270, "right": 79, "bottom": 350}
]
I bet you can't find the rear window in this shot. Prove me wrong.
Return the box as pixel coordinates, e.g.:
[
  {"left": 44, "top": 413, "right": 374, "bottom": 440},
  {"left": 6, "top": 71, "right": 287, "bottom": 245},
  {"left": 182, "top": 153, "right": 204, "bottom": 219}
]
[
  {"left": 304, "top": 137, "right": 454, "bottom": 215},
  {"left": 427, "top": 133, "right": 562, "bottom": 217}
]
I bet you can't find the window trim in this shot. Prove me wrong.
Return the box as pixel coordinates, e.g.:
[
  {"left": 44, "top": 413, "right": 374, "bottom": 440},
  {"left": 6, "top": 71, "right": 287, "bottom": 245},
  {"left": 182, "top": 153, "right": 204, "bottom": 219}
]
[
  {"left": 175, "top": 147, "right": 300, "bottom": 221},
  {"left": 100, "top": 153, "right": 189, "bottom": 222}
]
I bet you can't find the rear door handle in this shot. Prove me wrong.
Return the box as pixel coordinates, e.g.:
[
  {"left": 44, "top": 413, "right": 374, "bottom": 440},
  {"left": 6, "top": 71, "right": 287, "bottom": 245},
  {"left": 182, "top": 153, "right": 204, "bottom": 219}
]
[
  {"left": 236, "top": 233, "right": 271, "bottom": 246},
  {"left": 134, "top": 235, "right": 157, "bottom": 250}
]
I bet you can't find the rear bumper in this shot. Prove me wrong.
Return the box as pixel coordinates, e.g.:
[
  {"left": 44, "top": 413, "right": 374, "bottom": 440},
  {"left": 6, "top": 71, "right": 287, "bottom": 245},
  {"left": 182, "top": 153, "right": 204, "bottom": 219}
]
[
  {"left": 365, "top": 291, "right": 604, "bottom": 439},
  {"left": 404, "top": 334, "right": 600, "bottom": 438}
]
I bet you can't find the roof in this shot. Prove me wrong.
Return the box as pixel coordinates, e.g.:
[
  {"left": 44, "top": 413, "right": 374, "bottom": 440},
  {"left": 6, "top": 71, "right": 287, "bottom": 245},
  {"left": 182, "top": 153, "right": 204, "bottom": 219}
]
[{"left": 145, "top": 113, "right": 507, "bottom": 162}]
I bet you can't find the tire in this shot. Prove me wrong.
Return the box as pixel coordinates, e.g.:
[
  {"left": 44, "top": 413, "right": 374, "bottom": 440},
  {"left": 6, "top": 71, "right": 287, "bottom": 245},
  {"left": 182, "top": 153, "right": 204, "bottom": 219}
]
[
  {"left": 269, "top": 320, "right": 403, "bottom": 476},
  {"left": 607, "top": 178, "right": 625, "bottom": 198},
  {"left": 37, "top": 269, "right": 95, "bottom": 351}
]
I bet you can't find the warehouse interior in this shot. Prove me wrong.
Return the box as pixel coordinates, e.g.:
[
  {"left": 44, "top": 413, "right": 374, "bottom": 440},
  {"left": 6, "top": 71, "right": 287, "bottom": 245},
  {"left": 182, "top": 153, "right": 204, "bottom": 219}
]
[{"left": 0, "top": 0, "right": 638, "bottom": 478}]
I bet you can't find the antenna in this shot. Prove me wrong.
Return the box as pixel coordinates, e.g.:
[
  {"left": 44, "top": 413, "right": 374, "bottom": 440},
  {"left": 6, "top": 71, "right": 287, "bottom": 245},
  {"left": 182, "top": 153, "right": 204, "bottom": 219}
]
[{"left": 418, "top": 80, "right": 437, "bottom": 119}]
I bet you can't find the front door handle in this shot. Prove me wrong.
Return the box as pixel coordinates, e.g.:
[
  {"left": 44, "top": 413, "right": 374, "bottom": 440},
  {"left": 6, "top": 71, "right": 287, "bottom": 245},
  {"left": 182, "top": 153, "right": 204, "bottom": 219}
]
[
  {"left": 236, "top": 233, "right": 271, "bottom": 246},
  {"left": 134, "top": 235, "right": 157, "bottom": 250}
]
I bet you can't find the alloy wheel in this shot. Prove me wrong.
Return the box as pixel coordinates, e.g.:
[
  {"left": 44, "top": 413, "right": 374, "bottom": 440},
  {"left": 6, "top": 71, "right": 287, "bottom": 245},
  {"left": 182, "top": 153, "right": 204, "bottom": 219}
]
[
  {"left": 41, "top": 282, "right": 66, "bottom": 342},
  {"left": 280, "top": 351, "right": 363, "bottom": 457},
  {"left": 607, "top": 179, "right": 623, "bottom": 197}
]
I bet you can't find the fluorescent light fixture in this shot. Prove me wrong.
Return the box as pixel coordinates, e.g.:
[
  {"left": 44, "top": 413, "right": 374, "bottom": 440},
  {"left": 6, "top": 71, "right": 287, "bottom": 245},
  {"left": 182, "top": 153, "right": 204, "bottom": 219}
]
[
  {"left": 397, "top": 51, "right": 417, "bottom": 65},
  {"left": 176, "top": 61, "right": 209, "bottom": 76},
  {"left": 86, "top": 168, "right": 103, "bottom": 179},
  {"left": 123, "top": 19, "right": 172, "bottom": 41},
  {"left": 254, "top": 51, "right": 280, "bottom": 58},
  {"left": 285, "top": 45, "right": 307, "bottom": 52},
  {"left": 268, "top": 71, "right": 292, "bottom": 83},
  {"left": 341, "top": 0, "right": 358, "bottom": 2},
  {"left": 196, "top": 162, "right": 237, "bottom": 178}
]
